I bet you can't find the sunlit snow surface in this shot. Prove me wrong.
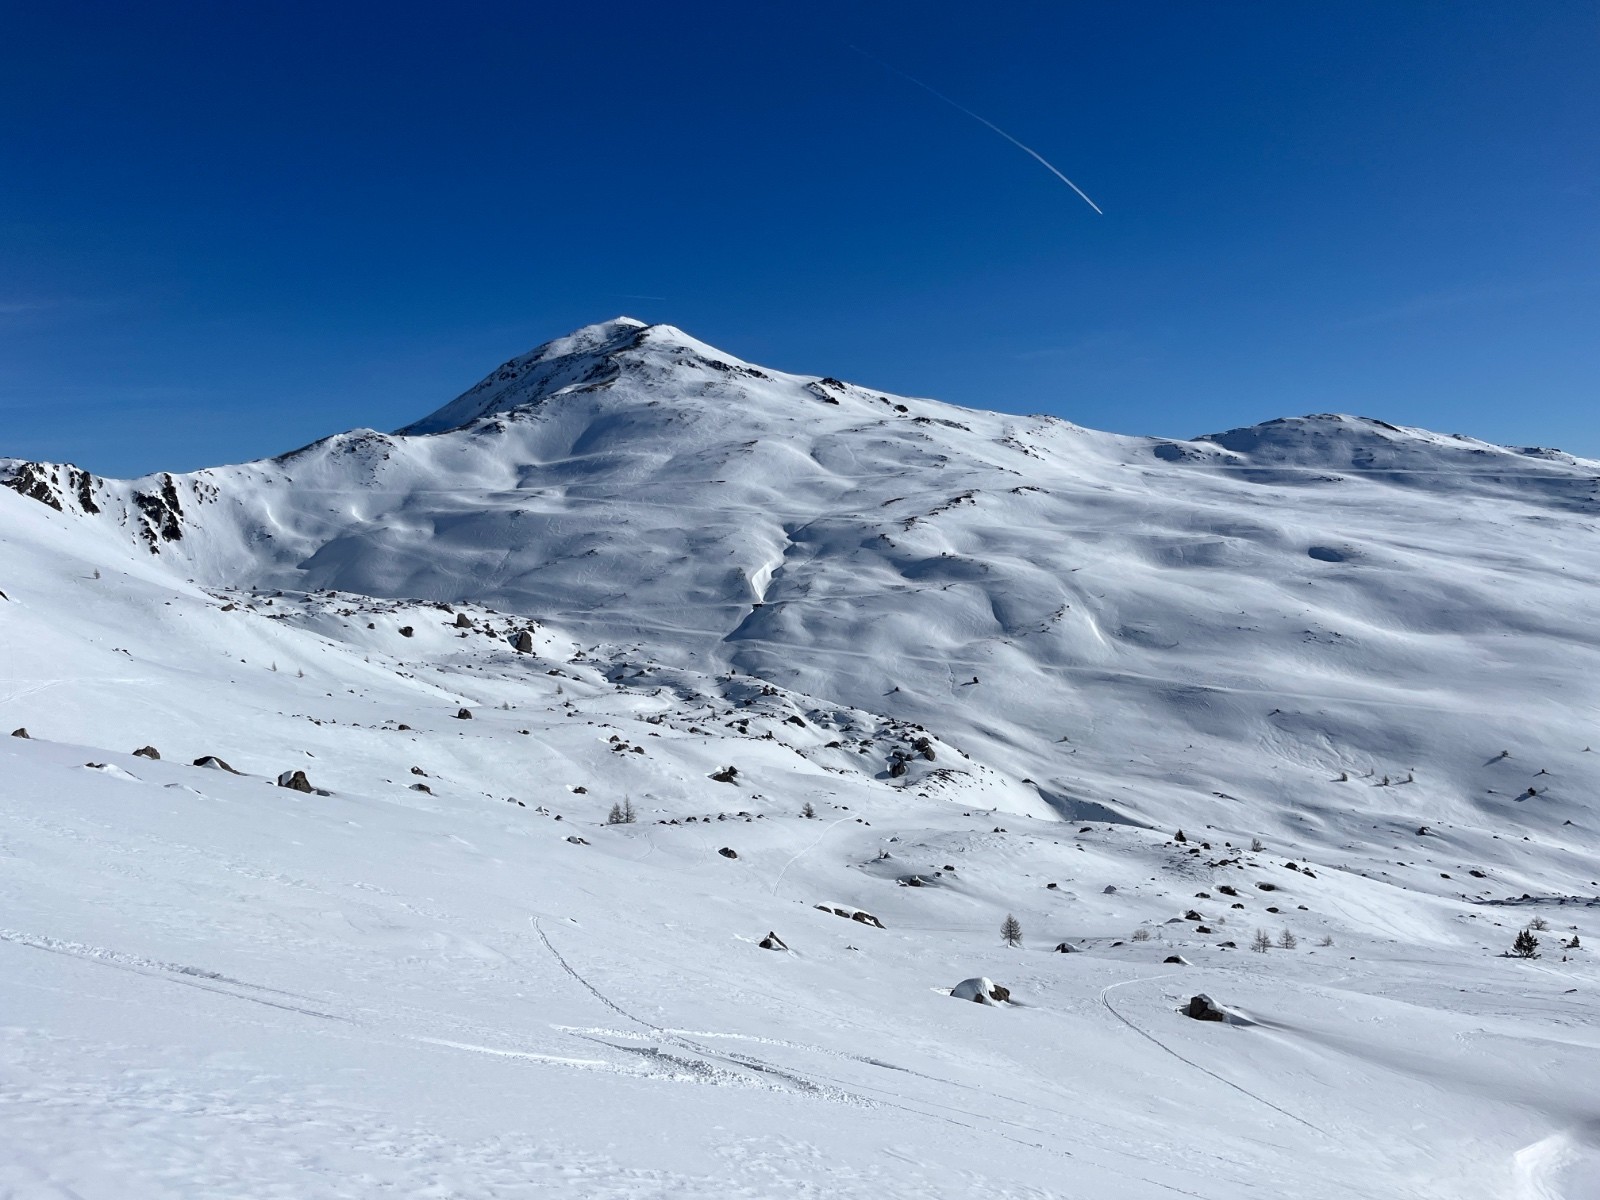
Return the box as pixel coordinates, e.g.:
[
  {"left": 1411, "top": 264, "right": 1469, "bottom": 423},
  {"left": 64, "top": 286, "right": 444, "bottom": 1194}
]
[{"left": 1, "top": 321, "right": 1597, "bottom": 1198}]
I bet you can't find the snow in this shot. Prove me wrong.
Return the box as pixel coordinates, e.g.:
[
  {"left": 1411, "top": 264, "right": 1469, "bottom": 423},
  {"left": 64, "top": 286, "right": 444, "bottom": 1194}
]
[{"left": 2, "top": 320, "right": 1598, "bottom": 1197}]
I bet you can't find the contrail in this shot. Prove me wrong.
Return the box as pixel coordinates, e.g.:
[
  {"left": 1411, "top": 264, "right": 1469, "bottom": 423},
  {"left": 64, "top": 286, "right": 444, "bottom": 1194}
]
[{"left": 849, "top": 45, "right": 1103, "bottom": 215}]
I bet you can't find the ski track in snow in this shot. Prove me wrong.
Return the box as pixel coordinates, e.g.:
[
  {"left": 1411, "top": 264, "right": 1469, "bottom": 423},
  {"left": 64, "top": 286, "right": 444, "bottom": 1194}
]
[{"left": 1098, "top": 973, "right": 1328, "bottom": 1136}]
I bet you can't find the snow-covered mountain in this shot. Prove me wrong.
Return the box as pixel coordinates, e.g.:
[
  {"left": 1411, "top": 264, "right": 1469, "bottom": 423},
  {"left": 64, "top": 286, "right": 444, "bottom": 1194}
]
[
  {"left": 9, "top": 317, "right": 1600, "bottom": 843},
  {"left": 3, "top": 320, "right": 1597, "bottom": 1198}
]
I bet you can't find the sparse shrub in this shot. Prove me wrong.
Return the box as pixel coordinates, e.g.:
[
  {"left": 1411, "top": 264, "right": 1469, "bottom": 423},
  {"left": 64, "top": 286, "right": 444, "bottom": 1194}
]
[
  {"left": 1278, "top": 928, "right": 1298, "bottom": 950},
  {"left": 1001, "top": 914, "right": 1023, "bottom": 947},
  {"left": 1131, "top": 927, "right": 1152, "bottom": 942},
  {"left": 801, "top": 801, "right": 816, "bottom": 819},
  {"left": 1250, "top": 838, "right": 1265, "bottom": 853},
  {"left": 1251, "top": 928, "right": 1272, "bottom": 953},
  {"left": 1318, "top": 934, "right": 1334, "bottom": 947},
  {"left": 1529, "top": 916, "right": 1550, "bottom": 931},
  {"left": 1511, "top": 929, "right": 1540, "bottom": 959}
]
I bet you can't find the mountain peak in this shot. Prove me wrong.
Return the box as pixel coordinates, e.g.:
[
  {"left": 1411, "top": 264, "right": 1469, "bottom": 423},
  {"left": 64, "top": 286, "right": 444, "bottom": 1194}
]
[
  {"left": 396, "top": 317, "right": 757, "bottom": 436},
  {"left": 1193, "top": 411, "right": 1593, "bottom": 475},
  {"left": 397, "top": 318, "right": 650, "bottom": 436}
]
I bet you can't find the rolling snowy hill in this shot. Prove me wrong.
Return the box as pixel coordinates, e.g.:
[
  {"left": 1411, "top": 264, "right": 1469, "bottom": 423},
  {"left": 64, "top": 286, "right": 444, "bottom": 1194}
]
[{"left": 2, "top": 320, "right": 1597, "bottom": 1198}]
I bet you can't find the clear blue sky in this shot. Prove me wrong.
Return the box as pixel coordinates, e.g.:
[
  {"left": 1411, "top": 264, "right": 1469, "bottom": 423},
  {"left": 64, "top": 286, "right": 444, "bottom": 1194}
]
[{"left": 3, "top": 1, "right": 1596, "bottom": 476}]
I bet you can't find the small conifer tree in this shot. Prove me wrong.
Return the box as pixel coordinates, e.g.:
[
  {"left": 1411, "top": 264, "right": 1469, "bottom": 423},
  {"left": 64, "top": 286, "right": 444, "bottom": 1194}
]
[
  {"left": 1511, "top": 928, "right": 1540, "bottom": 959},
  {"left": 1001, "top": 914, "right": 1023, "bottom": 947}
]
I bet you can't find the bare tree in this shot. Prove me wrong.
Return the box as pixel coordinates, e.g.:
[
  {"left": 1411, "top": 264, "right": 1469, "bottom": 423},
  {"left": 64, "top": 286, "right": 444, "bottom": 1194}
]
[
  {"left": 606, "top": 797, "right": 636, "bottom": 825},
  {"left": 1278, "top": 928, "right": 1298, "bottom": 950},
  {"left": 1001, "top": 914, "right": 1023, "bottom": 947},
  {"left": 1252, "top": 928, "right": 1272, "bottom": 953}
]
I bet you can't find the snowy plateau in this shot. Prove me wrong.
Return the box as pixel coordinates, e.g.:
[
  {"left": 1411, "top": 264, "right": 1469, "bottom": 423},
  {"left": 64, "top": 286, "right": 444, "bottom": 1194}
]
[{"left": 1, "top": 316, "right": 1598, "bottom": 1199}]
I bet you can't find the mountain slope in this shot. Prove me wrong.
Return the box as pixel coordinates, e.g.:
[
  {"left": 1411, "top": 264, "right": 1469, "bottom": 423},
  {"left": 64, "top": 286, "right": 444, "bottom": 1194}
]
[
  {"left": 2, "top": 482, "right": 1597, "bottom": 1200},
  {"left": 3, "top": 321, "right": 1600, "bottom": 1197},
  {"left": 6, "top": 320, "right": 1599, "bottom": 856}
]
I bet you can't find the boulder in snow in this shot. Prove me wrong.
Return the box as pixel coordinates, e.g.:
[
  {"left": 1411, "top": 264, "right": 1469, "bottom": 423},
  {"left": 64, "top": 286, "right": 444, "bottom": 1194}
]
[
  {"left": 813, "top": 904, "right": 885, "bottom": 928},
  {"left": 951, "top": 977, "right": 1011, "bottom": 1006},
  {"left": 193, "top": 755, "right": 242, "bottom": 774},
  {"left": 1184, "top": 993, "right": 1228, "bottom": 1022},
  {"left": 758, "top": 931, "right": 788, "bottom": 951},
  {"left": 277, "top": 769, "right": 314, "bottom": 793},
  {"left": 132, "top": 745, "right": 160, "bottom": 760},
  {"left": 10, "top": 727, "right": 29, "bottom": 739}
]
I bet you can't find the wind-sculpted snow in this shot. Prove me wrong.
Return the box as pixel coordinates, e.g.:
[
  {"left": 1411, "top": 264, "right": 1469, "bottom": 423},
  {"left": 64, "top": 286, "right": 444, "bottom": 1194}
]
[{"left": 3, "top": 324, "right": 1599, "bottom": 1196}]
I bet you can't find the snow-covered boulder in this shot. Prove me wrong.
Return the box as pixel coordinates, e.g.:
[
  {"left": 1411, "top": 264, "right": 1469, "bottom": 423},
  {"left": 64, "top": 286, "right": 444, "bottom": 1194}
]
[
  {"left": 814, "top": 904, "right": 885, "bottom": 928},
  {"left": 951, "top": 977, "right": 1011, "bottom": 1006}
]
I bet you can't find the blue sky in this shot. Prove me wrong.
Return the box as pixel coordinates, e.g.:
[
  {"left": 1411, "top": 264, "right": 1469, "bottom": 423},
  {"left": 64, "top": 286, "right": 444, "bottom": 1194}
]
[{"left": 3, "top": 1, "right": 1595, "bottom": 475}]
